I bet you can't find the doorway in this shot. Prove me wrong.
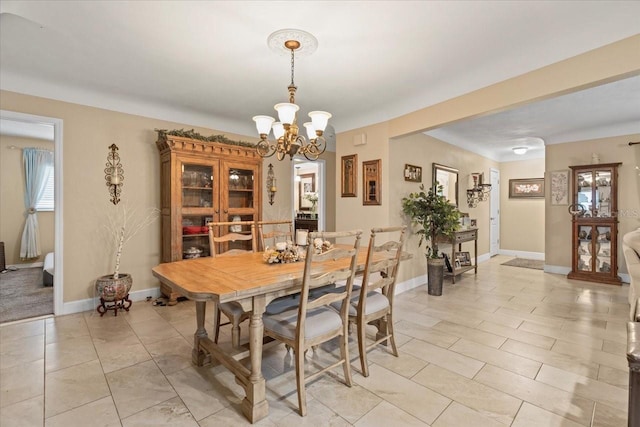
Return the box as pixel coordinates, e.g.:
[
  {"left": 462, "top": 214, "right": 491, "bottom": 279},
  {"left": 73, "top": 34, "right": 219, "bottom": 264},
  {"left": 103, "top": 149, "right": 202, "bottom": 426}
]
[
  {"left": 0, "top": 110, "right": 63, "bottom": 317},
  {"left": 292, "top": 158, "right": 325, "bottom": 232},
  {"left": 490, "top": 168, "right": 500, "bottom": 256}
]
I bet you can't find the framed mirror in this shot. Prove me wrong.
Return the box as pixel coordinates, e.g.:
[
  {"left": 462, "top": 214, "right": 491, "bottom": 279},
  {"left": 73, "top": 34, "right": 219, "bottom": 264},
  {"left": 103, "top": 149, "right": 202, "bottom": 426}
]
[{"left": 432, "top": 163, "right": 459, "bottom": 207}]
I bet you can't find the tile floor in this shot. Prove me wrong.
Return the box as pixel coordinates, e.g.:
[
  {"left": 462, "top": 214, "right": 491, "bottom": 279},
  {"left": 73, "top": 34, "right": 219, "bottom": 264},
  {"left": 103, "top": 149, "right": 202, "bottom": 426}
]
[{"left": 0, "top": 255, "right": 631, "bottom": 426}]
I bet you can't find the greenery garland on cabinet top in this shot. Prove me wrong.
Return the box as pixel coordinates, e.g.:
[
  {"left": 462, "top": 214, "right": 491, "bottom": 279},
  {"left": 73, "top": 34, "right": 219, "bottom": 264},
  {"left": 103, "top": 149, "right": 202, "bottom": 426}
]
[{"left": 155, "top": 128, "right": 255, "bottom": 148}]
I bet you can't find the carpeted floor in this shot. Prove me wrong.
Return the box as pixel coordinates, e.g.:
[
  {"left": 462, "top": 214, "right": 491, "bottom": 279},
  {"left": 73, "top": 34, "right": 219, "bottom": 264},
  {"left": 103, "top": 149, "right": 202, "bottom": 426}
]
[
  {"left": 501, "top": 258, "right": 544, "bottom": 270},
  {"left": 0, "top": 267, "right": 53, "bottom": 323}
]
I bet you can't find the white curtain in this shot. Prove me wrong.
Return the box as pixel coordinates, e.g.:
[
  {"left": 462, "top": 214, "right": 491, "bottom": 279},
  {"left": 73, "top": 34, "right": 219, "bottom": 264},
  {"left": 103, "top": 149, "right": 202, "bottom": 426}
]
[{"left": 20, "top": 148, "right": 54, "bottom": 260}]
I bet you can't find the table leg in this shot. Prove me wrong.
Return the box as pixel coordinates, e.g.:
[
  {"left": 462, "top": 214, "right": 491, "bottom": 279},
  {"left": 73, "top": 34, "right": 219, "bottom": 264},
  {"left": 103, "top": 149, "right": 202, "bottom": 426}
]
[
  {"left": 241, "top": 295, "right": 269, "bottom": 423},
  {"left": 192, "top": 301, "right": 209, "bottom": 366}
]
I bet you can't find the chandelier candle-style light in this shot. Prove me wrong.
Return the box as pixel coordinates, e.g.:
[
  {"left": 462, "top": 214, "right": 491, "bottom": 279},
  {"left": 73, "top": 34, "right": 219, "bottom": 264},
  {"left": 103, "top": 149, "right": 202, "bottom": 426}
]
[{"left": 253, "top": 29, "right": 331, "bottom": 161}]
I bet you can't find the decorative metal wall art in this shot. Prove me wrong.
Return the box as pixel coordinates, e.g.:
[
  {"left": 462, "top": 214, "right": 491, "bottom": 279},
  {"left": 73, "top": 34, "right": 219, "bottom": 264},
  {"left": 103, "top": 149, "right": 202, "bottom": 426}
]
[{"left": 105, "top": 144, "right": 124, "bottom": 205}]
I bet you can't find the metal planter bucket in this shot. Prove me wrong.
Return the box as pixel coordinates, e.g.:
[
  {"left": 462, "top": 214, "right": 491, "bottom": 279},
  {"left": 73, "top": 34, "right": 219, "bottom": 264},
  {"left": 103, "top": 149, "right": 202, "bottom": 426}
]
[{"left": 427, "top": 258, "right": 444, "bottom": 296}]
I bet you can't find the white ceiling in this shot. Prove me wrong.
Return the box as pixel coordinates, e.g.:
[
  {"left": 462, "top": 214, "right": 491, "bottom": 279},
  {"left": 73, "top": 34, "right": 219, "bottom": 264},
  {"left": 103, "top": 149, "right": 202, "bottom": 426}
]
[{"left": 1, "top": 1, "right": 639, "bottom": 160}]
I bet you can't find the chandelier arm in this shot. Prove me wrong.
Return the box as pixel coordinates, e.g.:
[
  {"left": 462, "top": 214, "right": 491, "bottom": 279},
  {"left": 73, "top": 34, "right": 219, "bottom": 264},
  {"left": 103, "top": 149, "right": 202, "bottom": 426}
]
[{"left": 256, "top": 139, "right": 276, "bottom": 158}]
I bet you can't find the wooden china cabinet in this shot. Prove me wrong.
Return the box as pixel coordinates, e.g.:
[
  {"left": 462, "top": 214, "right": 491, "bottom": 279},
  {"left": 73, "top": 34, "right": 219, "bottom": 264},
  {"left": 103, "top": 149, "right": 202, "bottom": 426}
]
[
  {"left": 156, "top": 131, "right": 262, "bottom": 302},
  {"left": 567, "top": 162, "right": 621, "bottom": 285}
]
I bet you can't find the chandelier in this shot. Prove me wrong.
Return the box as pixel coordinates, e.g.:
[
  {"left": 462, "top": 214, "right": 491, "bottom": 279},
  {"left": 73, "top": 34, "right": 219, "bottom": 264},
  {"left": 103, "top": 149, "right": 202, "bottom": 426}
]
[{"left": 253, "top": 30, "right": 331, "bottom": 161}]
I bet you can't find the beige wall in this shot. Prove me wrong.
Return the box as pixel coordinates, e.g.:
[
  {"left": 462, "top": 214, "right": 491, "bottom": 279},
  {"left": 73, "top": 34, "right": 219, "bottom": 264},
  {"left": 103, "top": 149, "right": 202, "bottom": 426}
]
[
  {"left": 545, "top": 134, "right": 640, "bottom": 274},
  {"left": 500, "top": 158, "right": 546, "bottom": 253},
  {"left": 0, "top": 136, "right": 55, "bottom": 265},
  {"left": 0, "top": 91, "right": 336, "bottom": 304}
]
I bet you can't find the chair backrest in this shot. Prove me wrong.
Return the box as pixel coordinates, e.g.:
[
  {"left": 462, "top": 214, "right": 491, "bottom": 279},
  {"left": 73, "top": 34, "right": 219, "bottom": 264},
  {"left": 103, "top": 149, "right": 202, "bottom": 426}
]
[
  {"left": 257, "top": 220, "right": 294, "bottom": 251},
  {"left": 297, "top": 230, "right": 362, "bottom": 341},
  {"left": 357, "top": 226, "right": 407, "bottom": 315},
  {"left": 208, "top": 220, "right": 257, "bottom": 257}
]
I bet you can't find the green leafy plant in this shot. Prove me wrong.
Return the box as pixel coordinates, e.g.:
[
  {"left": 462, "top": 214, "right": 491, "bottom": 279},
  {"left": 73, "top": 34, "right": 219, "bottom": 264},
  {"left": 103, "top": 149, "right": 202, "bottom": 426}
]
[{"left": 402, "top": 184, "right": 460, "bottom": 258}]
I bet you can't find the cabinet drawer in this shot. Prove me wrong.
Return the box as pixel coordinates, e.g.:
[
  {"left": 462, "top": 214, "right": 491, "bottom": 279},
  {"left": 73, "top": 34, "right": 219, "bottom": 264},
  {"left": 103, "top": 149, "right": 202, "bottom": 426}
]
[{"left": 455, "top": 230, "right": 477, "bottom": 242}]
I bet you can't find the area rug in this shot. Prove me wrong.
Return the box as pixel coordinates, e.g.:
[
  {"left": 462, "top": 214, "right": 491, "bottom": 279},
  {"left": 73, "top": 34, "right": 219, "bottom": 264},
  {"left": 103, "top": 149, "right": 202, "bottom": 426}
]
[
  {"left": 0, "top": 267, "right": 53, "bottom": 323},
  {"left": 501, "top": 258, "right": 544, "bottom": 270}
]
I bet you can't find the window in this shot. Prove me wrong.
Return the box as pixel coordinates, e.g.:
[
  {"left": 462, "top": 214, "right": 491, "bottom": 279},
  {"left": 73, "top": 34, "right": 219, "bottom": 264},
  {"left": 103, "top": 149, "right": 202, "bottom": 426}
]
[{"left": 35, "top": 165, "right": 54, "bottom": 211}]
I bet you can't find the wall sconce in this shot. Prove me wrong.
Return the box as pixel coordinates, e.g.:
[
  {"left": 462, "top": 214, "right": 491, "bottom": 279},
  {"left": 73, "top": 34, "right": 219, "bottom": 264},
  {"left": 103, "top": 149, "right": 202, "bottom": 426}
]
[
  {"left": 105, "top": 143, "right": 123, "bottom": 205},
  {"left": 466, "top": 172, "right": 491, "bottom": 208},
  {"left": 266, "top": 163, "right": 277, "bottom": 205}
]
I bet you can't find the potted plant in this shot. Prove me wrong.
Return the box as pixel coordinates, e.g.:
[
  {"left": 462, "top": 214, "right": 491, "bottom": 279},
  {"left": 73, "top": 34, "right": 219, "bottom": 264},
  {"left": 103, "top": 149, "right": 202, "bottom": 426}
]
[
  {"left": 402, "top": 184, "right": 460, "bottom": 295},
  {"left": 95, "top": 204, "right": 159, "bottom": 315}
]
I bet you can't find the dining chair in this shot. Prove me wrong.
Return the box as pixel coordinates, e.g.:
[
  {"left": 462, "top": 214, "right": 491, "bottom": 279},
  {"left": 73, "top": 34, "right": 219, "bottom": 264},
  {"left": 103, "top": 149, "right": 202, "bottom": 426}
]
[
  {"left": 351, "top": 226, "right": 407, "bottom": 377},
  {"left": 257, "top": 219, "right": 294, "bottom": 251},
  {"left": 208, "top": 220, "right": 257, "bottom": 348},
  {"left": 262, "top": 229, "right": 362, "bottom": 416}
]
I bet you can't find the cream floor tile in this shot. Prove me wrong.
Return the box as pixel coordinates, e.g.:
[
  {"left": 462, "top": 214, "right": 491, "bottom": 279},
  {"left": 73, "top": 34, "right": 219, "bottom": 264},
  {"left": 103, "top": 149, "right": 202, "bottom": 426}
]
[
  {"left": 432, "top": 401, "right": 506, "bottom": 427},
  {"left": 535, "top": 364, "right": 628, "bottom": 412},
  {"left": 45, "top": 335, "right": 98, "bottom": 372},
  {"left": 395, "top": 310, "right": 441, "bottom": 328},
  {"left": 86, "top": 317, "right": 136, "bottom": 343},
  {"left": 93, "top": 338, "right": 151, "bottom": 373},
  {"left": 597, "top": 365, "right": 628, "bottom": 389},
  {"left": 0, "top": 358, "right": 43, "bottom": 408},
  {"left": 44, "top": 359, "right": 110, "bottom": 418},
  {"left": 120, "top": 303, "right": 166, "bottom": 324},
  {"left": 416, "top": 306, "right": 483, "bottom": 328},
  {"left": 273, "top": 398, "right": 352, "bottom": 427},
  {"left": 44, "top": 396, "right": 120, "bottom": 427},
  {"left": 401, "top": 338, "right": 484, "bottom": 379},
  {"left": 128, "top": 318, "right": 181, "bottom": 345},
  {"left": 511, "top": 402, "right": 584, "bottom": 427},
  {"left": 431, "top": 321, "right": 506, "bottom": 348},
  {"left": 591, "top": 401, "right": 628, "bottom": 427},
  {"left": 198, "top": 406, "right": 279, "bottom": 426},
  {"left": 394, "top": 320, "right": 459, "bottom": 349},
  {"left": 45, "top": 314, "right": 90, "bottom": 344},
  {"left": 0, "top": 394, "right": 43, "bottom": 427},
  {"left": 165, "top": 365, "right": 236, "bottom": 421},
  {"left": 412, "top": 364, "right": 521, "bottom": 425},
  {"left": 363, "top": 345, "right": 428, "bottom": 378},
  {"left": 449, "top": 339, "right": 541, "bottom": 379},
  {"left": 105, "top": 359, "right": 177, "bottom": 419},
  {"left": 519, "top": 320, "right": 604, "bottom": 350},
  {"left": 121, "top": 396, "right": 199, "bottom": 427},
  {"left": 476, "top": 320, "right": 555, "bottom": 349},
  {"left": 0, "top": 333, "right": 44, "bottom": 370},
  {"left": 500, "top": 339, "right": 599, "bottom": 379},
  {"left": 0, "top": 319, "right": 44, "bottom": 343},
  {"left": 144, "top": 335, "right": 193, "bottom": 375},
  {"left": 494, "top": 307, "right": 564, "bottom": 328},
  {"left": 551, "top": 339, "right": 628, "bottom": 371},
  {"left": 474, "top": 364, "right": 594, "bottom": 426},
  {"left": 354, "top": 400, "right": 428, "bottom": 427},
  {"left": 354, "top": 364, "right": 450, "bottom": 425},
  {"left": 308, "top": 376, "right": 381, "bottom": 424}
]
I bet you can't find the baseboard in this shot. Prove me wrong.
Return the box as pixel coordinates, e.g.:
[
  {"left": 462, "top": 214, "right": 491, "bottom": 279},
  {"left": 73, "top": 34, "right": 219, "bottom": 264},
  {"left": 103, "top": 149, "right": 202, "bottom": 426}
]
[
  {"left": 498, "top": 249, "right": 545, "bottom": 261},
  {"left": 59, "top": 286, "right": 162, "bottom": 316},
  {"left": 395, "top": 274, "right": 427, "bottom": 294},
  {"left": 6, "top": 261, "right": 44, "bottom": 270}
]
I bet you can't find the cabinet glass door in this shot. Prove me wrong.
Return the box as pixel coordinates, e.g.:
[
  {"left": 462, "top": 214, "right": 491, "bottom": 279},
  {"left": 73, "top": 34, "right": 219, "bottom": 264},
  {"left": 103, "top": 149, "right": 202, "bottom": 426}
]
[
  {"left": 594, "top": 225, "right": 613, "bottom": 273},
  {"left": 182, "top": 164, "right": 214, "bottom": 208},
  {"left": 594, "top": 170, "right": 612, "bottom": 218},
  {"left": 181, "top": 215, "right": 211, "bottom": 259},
  {"left": 577, "top": 225, "right": 594, "bottom": 272},
  {"left": 576, "top": 171, "right": 594, "bottom": 217},
  {"left": 227, "top": 168, "right": 255, "bottom": 210}
]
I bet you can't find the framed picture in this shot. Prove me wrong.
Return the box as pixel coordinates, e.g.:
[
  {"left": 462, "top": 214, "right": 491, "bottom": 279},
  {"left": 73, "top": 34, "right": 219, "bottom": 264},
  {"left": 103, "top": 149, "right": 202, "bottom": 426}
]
[
  {"left": 550, "top": 170, "right": 570, "bottom": 205},
  {"left": 404, "top": 164, "right": 422, "bottom": 182},
  {"left": 455, "top": 251, "right": 471, "bottom": 266},
  {"left": 341, "top": 154, "right": 357, "bottom": 197},
  {"left": 299, "top": 173, "right": 316, "bottom": 210},
  {"left": 443, "top": 253, "right": 453, "bottom": 272},
  {"left": 363, "top": 159, "right": 381, "bottom": 205},
  {"left": 509, "top": 178, "right": 544, "bottom": 198},
  {"left": 454, "top": 259, "right": 461, "bottom": 269}
]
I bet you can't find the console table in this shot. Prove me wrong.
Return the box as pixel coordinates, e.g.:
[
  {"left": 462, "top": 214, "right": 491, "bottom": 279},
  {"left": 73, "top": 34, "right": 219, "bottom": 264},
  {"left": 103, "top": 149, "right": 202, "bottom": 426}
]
[{"left": 438, "top": 228, "right": 478, "bottom": 283}]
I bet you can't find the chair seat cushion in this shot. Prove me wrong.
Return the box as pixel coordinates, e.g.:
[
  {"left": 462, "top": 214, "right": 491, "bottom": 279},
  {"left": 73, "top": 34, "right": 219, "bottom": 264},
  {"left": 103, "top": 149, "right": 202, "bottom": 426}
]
[
  {"left": 330, "top": 290, "right": 389, "bottom": 316},
  {"left": 263, "top": 306, "right": 343, "bottom": 341},
  {"left": 219, "top": 302, "right": 245, "bottom": 319},
  {"left": 265, "top": 295, "right": 300, "bottom": 315}
]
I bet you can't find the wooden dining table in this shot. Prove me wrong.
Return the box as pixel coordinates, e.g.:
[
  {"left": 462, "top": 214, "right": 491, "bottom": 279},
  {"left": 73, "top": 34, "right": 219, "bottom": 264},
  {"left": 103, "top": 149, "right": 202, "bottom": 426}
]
[{"left": 152, "top": 247, "right": 392, "bottom": 423}]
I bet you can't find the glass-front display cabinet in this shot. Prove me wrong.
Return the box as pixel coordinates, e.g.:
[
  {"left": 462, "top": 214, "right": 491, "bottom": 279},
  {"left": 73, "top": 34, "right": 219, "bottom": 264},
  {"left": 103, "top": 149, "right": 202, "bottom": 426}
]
[
  {"left": 568, "top": 162, "right": 621, "bottom": 285},
  {"left": 156, "top": 132, "right": 263, "bottom": 303}
]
